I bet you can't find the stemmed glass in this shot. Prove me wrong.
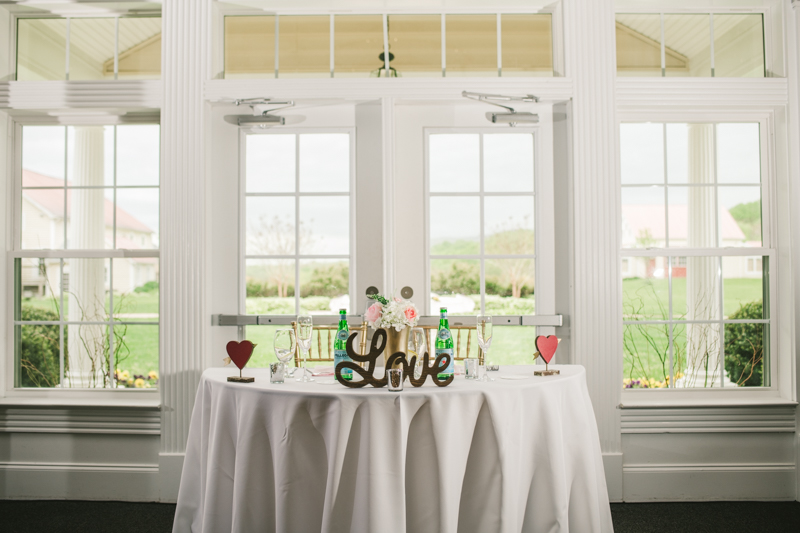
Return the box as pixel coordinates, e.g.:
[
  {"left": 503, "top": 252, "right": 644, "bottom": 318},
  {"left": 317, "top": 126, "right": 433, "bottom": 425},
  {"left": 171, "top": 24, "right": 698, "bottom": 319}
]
[
  {"left": 476, "top": 315, "right": 494, "bottom": 382},
  {"left": 295, "top": 315, "right": 314, "bottom": 382},
  {"left": 408, "top": 327, "right": 427, "bottom": 379},
  {"left": 273, "top": 328, "right": 296, "bottom": 378}
]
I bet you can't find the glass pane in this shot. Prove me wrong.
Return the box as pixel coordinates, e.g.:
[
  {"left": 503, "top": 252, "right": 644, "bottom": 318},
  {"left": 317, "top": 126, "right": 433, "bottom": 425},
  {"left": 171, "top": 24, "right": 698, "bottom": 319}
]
[
  {"left": 114, "top": 324, "right": 159, "bottom": 386},
  {"left": 714, "top": 14, "right": 764, "bottom": 78},
  {"left": 18, "top": 258, "right": 61, "bottom": 317},
  {"left": 665, "top": 123, "right": 689, "bottom": 183},
  {"left": 430, "top": 259, "right": 479, "bottom": 314},
  {"left": 483, "top": 134, "right": 534, "bottom": 192},
  {"left": 65, "top": 187, "right": 113, "bottom": 250},
  {"left": 484, "top": 196, "right": 534, "bottom": 255},
  {"left": 246, "top": 259, "right": 296, "bottom": 313},
  {"left": 674, "top": 321, "right": 721, "bottom": 388},
  {"left": 620, "top": 123, "right": 664, "bottom": 184},
  {"left": 279, "top": 16, "right": 329, "bottom": 78},
  {"left": 666, "top": 186, "right": 687, "bottom": 248},
  {"left": 67, "top": 126, "right": 114, "bottom": 187},
  {"left": 484, "top": 328, "right": 535, "bottom": 365},
  {"left": 17, "top": 19, "right": 67, "bottom": 80},
  {"left": 622, "top": 257, "right": 669, "bottom": 321},
  {"left": 719, "top": 187, "right": 760, "bottom": 246},
  {"left": 623, "top": 324, "right": 671, "bottom": 387},
  {"left": 299, "top": 197, "right": 349, "bottom": 255},
  {"left": 445, "top": 15, "right": 497, "bottom": 77},
  {"left": 387, "top": 15, "right": 441, "bottom": 77},
  {"left": 246, "top": 197, "right": 295, "bottom": 256},
  {"left": 117, "top": 17, "right": 161, "bottom": 80},
  {"left": 22, "top": 187, "right": 65, "bottom": 249},
  {"left": 429, "top": 134, "right": 479, "bottom": 192},
  {"left": 621, "top": 187, "right": 665, "bottom": 248},
  {"left": 247, "top": 134, "right": 295, "bottom": 193},
  {"left": 69, "top": 18, "right": 115, "bottom": 80},
  {"left": 117, "top": 125, "right": 160, "bottom": 186},
  {"left": 17, "top": 323, "right": 63, "bottom": 388},
  {"left": 225, "top": 16, "right": 275, "bottom": 79},
  {"left": 334, "top": 15, "right": 384, "bottom": 78},
  {"left": 116, "top": 188, "right": 159, "bottom": 249},
  {"left": 299, "top": 259, "right": 349, "bottom": 313},
  {"left": 501, "top": 14, "right": 552, "bottom": 77},
  {"left": 112, "top": 258, "right": 159, "bottom": 322},
  {"left": 674, "top": 256, "right": 720, "bottom": 322},
  {"left": 23, "top": 126, "right": 66, "bottom": 182},
  {"left": 615, "top": 14, "right": 661, "bottom": 77},
  {"left": 430, "top": 197, "right": 480, "bottom": 254},
  {"left": 63, "top": 258, "right": 111, "bottom": 320},
  {"left": 485, "top": 259, "right": 535, "bottom": 304},
  {"left": 664, "top": 14, "right": 711, "bottom": 77},
  {"left": 723, "top": 256, "right": 764, "bottom": 319},
  {"left": 299, "top": 134, "right": 349, "bottom": 192},
  {"left": 716, "top": 123, "right": 761, "bottom": 184},
  {"left": 244, "top": 325, "right": 283, "bottom": 368},
  {"left": 724, "top": 322, "right": 765, "bottom": 387}
]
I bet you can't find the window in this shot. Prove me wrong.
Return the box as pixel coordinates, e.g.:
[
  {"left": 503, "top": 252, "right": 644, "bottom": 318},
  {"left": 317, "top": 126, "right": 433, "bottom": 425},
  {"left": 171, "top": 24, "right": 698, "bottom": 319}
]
[
  {"left": 427, "top": 131, "right": 539, "bottom": 365},
  {"left": 16, "top": 16, "right": 161, "bottom": 81},
  {"left": 616, "top": 12, "right": 765, "bottom": 77},
  {"left": 13, "top": 124, "right": 160, "bottom": 389},
  {"left": 223, "top": 13, "right": 553, "bottom": 79},
  {"left": 242, "top": 131, "right": 353, "bottom": 367},
  {"left": 621, "top": 122, "right": 771, "bottom": 389}
]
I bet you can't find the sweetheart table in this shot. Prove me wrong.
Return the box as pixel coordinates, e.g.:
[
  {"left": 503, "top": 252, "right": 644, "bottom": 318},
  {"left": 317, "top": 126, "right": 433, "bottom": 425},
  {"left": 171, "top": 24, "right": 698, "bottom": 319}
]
[{"left": 172, "top": 365, "right": 613, "bottom": 533}]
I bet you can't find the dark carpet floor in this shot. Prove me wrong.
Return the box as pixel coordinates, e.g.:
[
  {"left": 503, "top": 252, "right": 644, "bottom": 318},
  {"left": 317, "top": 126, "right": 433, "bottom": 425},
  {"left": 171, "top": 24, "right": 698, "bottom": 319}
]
[{"left": 2, "top": 499, "right": 800, "bottom": 532}]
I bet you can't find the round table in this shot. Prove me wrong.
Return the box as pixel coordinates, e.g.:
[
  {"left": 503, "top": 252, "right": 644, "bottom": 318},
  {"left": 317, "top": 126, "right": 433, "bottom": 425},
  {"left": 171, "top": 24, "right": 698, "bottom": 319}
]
[{"left": 172, "top": 365, "right": 612, "bottom": 533}]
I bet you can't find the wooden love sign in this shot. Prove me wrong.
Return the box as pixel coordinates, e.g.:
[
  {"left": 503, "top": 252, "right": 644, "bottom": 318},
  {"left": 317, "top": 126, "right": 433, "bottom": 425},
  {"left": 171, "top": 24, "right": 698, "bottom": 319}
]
[{"left": 335, "top": 329, "right": 454, "bottom": 388}]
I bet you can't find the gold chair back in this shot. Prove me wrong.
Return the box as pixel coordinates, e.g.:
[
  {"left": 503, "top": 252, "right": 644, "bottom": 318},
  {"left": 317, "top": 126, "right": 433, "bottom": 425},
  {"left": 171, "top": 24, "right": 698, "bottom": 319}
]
[
  {"left": 292, "top": 321, "right": 369, "bottom": 367},
  {"left": 419, "top": 324, "right": 484, "bottom": 365}
]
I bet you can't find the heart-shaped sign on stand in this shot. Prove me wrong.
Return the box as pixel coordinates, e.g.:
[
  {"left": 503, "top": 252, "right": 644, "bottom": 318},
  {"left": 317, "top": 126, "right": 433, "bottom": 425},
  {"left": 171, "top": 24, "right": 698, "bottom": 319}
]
[
  {"left": 226, "top": 340, "right": 256, "bottom": 383},
  {"left": 534, "top": 335, "right": 560, "bottom": 376}
]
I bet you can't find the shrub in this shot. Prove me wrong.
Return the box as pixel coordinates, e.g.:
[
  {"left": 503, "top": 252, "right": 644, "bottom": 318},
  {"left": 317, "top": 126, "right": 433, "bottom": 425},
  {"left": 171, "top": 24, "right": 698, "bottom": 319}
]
[
  {"left": 301, "top": 263, "right": 348, "bottom": 298},
  {"left": 18, "top": 306, "right": 65, "bottom": 387},
  {"left": 724, "top": 301, "right": 764, "bottom": 387},
  {"left": 134, "top": 281, "right": 159, "bottom": 293}
]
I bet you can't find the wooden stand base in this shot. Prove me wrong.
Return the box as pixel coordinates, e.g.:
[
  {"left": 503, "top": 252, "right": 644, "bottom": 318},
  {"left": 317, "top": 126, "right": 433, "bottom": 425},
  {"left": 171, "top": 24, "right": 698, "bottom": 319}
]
[{"left": 227, "top": 376, "right": 255, "bottom": 383}]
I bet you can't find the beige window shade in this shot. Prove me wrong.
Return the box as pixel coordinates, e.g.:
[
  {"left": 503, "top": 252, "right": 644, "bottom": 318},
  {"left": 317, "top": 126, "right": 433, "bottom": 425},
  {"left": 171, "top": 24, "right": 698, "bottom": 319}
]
[
  {"left": 116, "top": 17, "right": 161, "bottom": 80},
  {"left": 501, "top": 14, "right": 553, "bottom": 77},
  {"left": 225, "top": 16, "right": 275, "bottom": 78},
  {"left": 334, "top": 15, "right": 384, "bottom": 77},
  {"left": 279, "top": 15, "right": 329, "bottom": 77},
  {"left": 445, "top": 14, "right": 497, "bottom": 76},
  {"left": 387, "top": 15, "right": 441, "bottom": 76}
]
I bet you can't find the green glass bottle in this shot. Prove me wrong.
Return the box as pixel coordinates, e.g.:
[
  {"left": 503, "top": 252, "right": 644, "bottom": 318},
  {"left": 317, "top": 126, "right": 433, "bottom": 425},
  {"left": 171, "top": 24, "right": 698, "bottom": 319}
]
[
  {"left": 334, "top": 309, "right": 352, "bottom": 380},
  {"left": 435, "top": 307, "right": 454, "bottom": 379}
]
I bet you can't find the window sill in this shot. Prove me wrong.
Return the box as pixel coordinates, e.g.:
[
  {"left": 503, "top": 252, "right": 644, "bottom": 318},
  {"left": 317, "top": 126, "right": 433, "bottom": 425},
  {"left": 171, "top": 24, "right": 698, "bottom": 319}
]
[
  {"left": 0, "top": 394, "right": 160, "bottom": 409},
  {"left": 620, "top": 394, "right": 796, "bottom": 409}
]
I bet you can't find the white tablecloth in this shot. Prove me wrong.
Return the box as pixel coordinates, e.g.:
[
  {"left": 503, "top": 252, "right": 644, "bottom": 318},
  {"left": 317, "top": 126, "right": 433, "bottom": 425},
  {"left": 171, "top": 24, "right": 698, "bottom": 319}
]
[{"left": 173, "top": 365, "right": 613, "bottom": 533}]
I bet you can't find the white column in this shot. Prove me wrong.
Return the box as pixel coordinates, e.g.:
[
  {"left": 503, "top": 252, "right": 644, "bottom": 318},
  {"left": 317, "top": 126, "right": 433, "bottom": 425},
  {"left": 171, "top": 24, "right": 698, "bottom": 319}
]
[
  {"left": 563, "top": 0, "right": 622, "bottom": 499},
  {"left": 683, "top": 124, "right": 721, "bottom": 387},
  {"left": 159, "top": 0, "right": 211, "bottom": 501},
  {"left": 67, "top": 126, "right": 106, "bottom": 388}
]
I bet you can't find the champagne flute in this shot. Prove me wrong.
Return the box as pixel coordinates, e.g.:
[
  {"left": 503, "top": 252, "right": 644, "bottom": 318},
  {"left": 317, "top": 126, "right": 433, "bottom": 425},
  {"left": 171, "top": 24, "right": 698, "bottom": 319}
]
[
  {"left": 408, "top": 327, "right": 427, "bottom": 379},
  {"left": 295, "top": 315, "right": 314, "bottom": 382},
  {"left": 476, "top": 315, "right": 494, "bottom": 382},
  {"left": 274, "top": 328, "right": 296, "bottom": 378}
]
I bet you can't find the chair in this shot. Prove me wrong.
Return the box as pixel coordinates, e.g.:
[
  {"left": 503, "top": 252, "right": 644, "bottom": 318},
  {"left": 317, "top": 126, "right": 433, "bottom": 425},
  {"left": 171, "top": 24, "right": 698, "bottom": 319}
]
[
  {"left": 419, "top": 324, "right": 484, "bottom": 365},
  {"left": 292, "top": 321, "right": 369, "bottom": 367}
]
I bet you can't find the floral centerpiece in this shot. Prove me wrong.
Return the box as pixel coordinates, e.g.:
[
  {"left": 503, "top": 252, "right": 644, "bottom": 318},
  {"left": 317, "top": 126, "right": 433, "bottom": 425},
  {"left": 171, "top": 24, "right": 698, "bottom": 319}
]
[{"left": 364, "top": 293, "right": 419, "bottom": 369}]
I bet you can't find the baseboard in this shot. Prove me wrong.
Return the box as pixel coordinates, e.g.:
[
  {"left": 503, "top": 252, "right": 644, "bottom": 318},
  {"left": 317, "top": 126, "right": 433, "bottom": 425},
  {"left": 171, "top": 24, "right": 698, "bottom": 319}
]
[
  {"left": 623, "top": 463, "right": 796, "bottom": 501},
  {"left": 159, "top": 452, "right": 184, "bottom": 503},
  {"left": 603, "top": 452, "right": 623, "bottom": 502},
  {"left": 0, "top": 461, "right": 159, "bottom": 500}
]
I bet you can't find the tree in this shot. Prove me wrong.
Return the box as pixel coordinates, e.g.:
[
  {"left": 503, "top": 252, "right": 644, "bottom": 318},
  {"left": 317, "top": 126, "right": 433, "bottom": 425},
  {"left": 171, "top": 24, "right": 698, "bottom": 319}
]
[
  {"left": 247, "top": 215, "right": 315, "bottom": 298},
  {"left": 485, "top": 216, "right": 535, "bottom": 298},
  {"left": 729, "top": 201, "right": 761, "bottom": 242}
]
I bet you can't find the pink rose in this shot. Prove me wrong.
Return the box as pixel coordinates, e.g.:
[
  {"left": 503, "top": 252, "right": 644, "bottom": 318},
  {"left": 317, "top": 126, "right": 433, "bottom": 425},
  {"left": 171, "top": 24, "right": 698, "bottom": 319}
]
[
  {"left": 365, "top": 303, "right": 382, "bottom": 324},
  {"left": 404, "top": 306, "right": 418, "bottom": 322}
]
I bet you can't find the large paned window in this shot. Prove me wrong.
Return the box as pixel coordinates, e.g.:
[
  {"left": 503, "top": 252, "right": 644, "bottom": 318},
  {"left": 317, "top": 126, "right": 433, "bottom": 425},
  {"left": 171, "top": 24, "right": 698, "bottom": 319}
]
[
  {"left": 242, "top": 131, "right": 353, "bottom": 366},
  {"left": 427, "top": 131, "right": 538, "bottom": 365},
  {"left": 16, "top": 16, "right": 162, "bottom": 81},
  {"left": 616, "top": 12, "right": 765, "bottom": 77},
  {"left": 13, "top": 124, "right": 160, "bottom": 389},
  {"left": 223, "top": 13, "right": 553, "bottom": 79},
  {"left": 620, "top": 122, "right": 772, "bottom": 389}
]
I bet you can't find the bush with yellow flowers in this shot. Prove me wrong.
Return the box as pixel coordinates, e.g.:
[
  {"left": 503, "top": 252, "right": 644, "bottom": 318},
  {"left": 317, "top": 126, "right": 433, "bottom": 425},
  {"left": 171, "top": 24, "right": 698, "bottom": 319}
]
[
  {"left": 623, "top": 372, "right": 684, "bottom": 389},
  {"left": 115, "top": 369, "right": 158, "bottom": 388}
]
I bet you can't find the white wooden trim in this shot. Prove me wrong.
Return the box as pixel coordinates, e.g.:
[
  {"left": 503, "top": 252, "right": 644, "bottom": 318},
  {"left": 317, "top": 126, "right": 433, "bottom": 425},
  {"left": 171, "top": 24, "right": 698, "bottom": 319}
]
[
  {"left": 621, "top": 405, "right": 797, "bottom": 433},
  {"left": 0, "top": 405, "right": 160, "bottom": 434}
]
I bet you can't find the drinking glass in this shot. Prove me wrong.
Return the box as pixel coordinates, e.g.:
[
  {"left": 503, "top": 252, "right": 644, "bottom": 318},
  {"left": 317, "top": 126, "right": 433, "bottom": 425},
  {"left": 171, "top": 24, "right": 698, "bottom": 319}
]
[
  {"left": 273, "top": 328, "right": 296, "bottom": 379},
  {"left": 476, "top": 315, "right": 494, "bottom": 382},
  {"left": 408, "top": 327, "right": 427, "bottom": 379},
  {"left": 295, "top": 315, "right": 314, "bottom": 382}
]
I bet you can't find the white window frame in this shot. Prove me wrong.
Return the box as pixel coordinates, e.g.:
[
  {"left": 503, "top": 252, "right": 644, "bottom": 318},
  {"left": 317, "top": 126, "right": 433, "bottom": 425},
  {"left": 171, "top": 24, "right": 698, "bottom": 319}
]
[
  {"left": 238, "top": 127, "right": 357, "bottom": 317},
  {"left": 619, "top": 110, "right": 780, "bottom": 399},
  {"left": 423, "top": 127, "right": 556, "bottom": 321},
  {"left": 5, "top": 116, "right": 160, "bottom": 400}
]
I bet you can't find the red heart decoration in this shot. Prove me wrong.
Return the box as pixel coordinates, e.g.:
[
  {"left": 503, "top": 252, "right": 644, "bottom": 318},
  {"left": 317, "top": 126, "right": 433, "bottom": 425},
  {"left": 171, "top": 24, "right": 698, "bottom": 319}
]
[
  {"left": 535, "top": 335, "right": 559, "bottom": 365},
  {"left": 226, "top": 340, "right": 255, "bottom": 370}
]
